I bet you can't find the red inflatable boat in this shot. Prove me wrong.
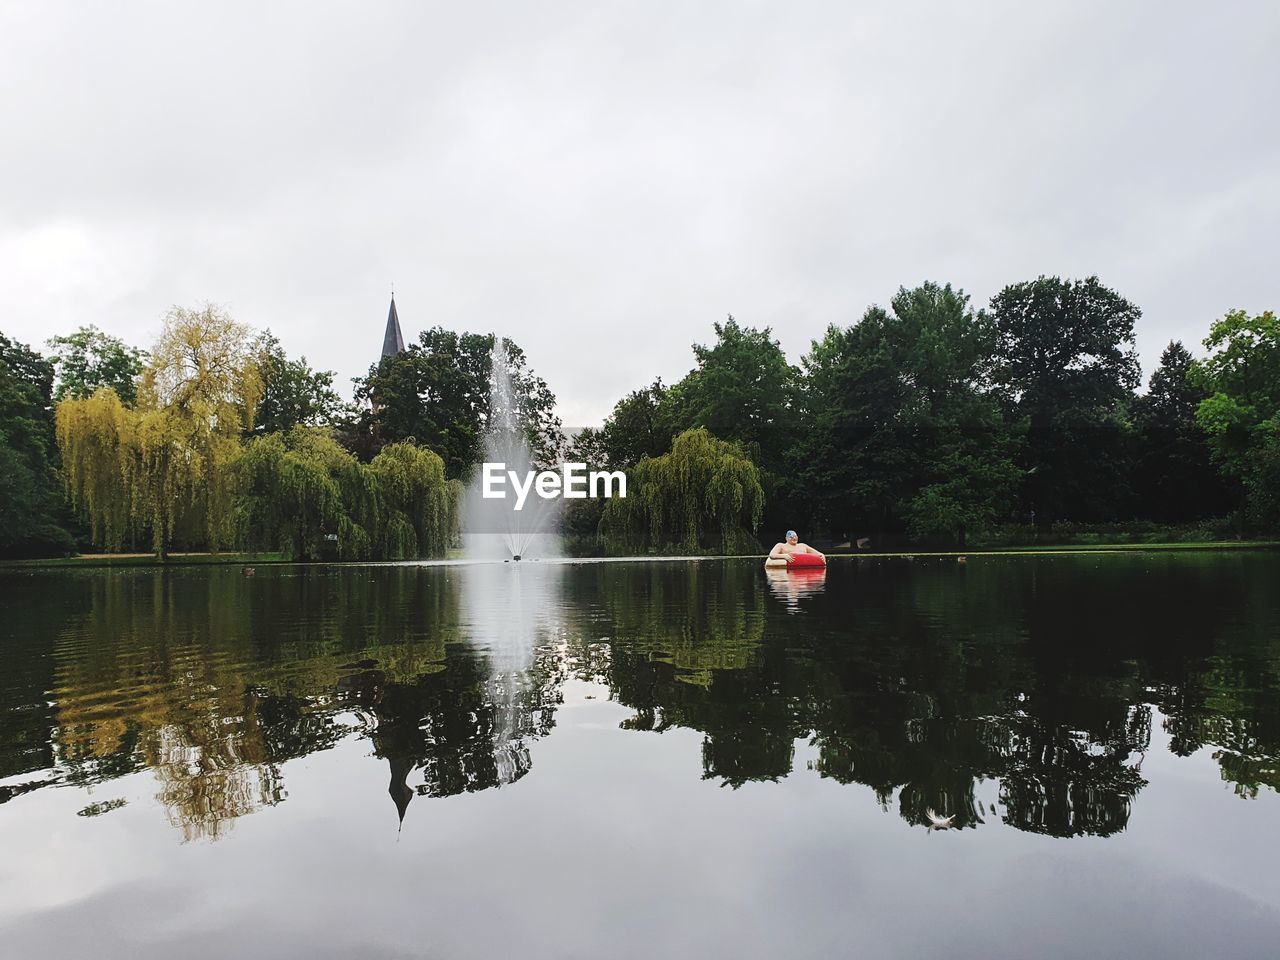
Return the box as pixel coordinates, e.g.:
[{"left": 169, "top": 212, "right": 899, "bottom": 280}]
[
  {"left": 787, "top": 552, "right": 827, "bottom": 568},
  {"left": 765, "top": 552, "right": 827, "bottom": 568}
]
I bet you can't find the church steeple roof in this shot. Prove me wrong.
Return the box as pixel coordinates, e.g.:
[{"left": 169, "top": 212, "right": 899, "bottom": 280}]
[{"left": 382, "top": 295, "right": 406, "bottom": 358}]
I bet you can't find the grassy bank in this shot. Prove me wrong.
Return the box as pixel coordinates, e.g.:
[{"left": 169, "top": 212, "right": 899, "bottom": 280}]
[
  {"left": 965, "top": 519, "right": 1260, "bottom": 549},
  {"left": 573, "top": 540, "right": 1280, "bottom": 560},
  {"left": 829, "top": 540, "right": 1280, "bottom": 558},
  {"left": 1, "top": 552, "right": 289, "bottom": 569},
  {"left": 5, "top": 540, "right": 1277, "bottom": 570}
]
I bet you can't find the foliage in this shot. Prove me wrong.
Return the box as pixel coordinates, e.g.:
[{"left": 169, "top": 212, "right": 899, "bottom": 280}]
[
  {"left": 54, "top": 308, "right": 463, "bottom": 560},
  {"left": 367, "top": 440, "right": 459, "bottom": 559},
  {"left": 561, "top": 495, "right": 608, "bottom": 556},
  {"left": 1192, "top": 310, "right": 1280, "bottom": 531},
  {"left": 0, "top": 445, "right": 75, "bottom": 557},
  {"left": 648, "top": 316, "right": 798, "bottom": 533},
  {"left": 600, "top": 428, "right": 763, "bottom": 554},
  {"left": 594, "top": 378, "right": 681, "bottom": 468},
  {"left": 47, "top": 325, "right": 148, "bottom": 405},
  {"left": 139, "top": 304, "right": 263, "bottom": 418},
  {"left": 793, "top": 283, "right": 1019, "bottom": 544},
  {"left": 235, "top": 427, "right": 458, "bottom": 560},
  {"left": 565, "top": 425, "right": 608, "bottom": 468},
  {"left": 235, "top": 429, "right": 359, "bottom": 559},
  {"left": 1132, "top": 342, "right": 1234, "bottom": 522},
  {"left": 0, "top": 332, "right": 76, "bottom": 556},
  {"left": 353, "top": 329, "right": 562, "bottom": 476},
  {"left": 19, "top": 283, "right": 1280, "bottom": 558},
  {"left": 0, "top": 332, "right": 58, "bottom": 468},
  {"left": 561, "top": 430, "right": 609, "bottom": 556},
  {"left": 251, "top": 330, "right": 345, "bottom": 435},
  {"left": 57, "top": 305, "right": 263, "bottom": 556},
  {"left": 990, "top": 275, "right": 1141, "bottom": 523},
  {"left": 54, "top": 387, "right": 134, "bottom": 550},
  {"left": 791, "top": 321, "right": 906, "bottom": 535},
  {"left": 667, "top": 316, "right": 798, "bottom": 472}
]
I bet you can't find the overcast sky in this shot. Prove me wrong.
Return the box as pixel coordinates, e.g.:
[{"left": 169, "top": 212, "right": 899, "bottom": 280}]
[{"left": 2, "top": 1, "right": 1277, "bottom": 425}]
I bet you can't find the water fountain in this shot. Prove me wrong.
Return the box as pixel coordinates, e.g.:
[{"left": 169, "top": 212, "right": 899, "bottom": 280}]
[{"left": 459, "top": 338, "right": 561, "bottom": 561}]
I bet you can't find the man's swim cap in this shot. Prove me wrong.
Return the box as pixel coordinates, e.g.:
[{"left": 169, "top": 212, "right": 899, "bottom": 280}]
[{"left": 785, "top": 530, "right": 797, "bottom": 539}]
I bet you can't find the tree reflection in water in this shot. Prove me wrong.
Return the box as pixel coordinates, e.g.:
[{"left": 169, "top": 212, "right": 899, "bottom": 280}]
[
  {"left": 563, "top": 554, "right": 1277, "bottom": 835},
  {"left": 19, "top": 567, "right": 463, "bottom": 840},
  {"left": 1, "top": 551, "right": 1278, "bottom": 841}
]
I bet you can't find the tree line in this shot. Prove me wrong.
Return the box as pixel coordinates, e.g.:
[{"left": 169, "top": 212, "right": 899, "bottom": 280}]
[
  {"left": 1, "top": 274, "right": 1276, "bottom": 558},
  {"left": 2, "top": 307, "right": 462, "bottom": 559},
  {"left": 568, "top": 276, "right": 1277, "bottom": 552}
]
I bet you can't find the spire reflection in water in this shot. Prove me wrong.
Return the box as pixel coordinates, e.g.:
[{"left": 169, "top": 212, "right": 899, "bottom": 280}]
[{"left": 347, "top": 560, "right": 567, "bottom": 829}]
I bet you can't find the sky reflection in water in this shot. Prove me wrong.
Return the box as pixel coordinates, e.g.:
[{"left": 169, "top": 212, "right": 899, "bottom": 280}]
[{"left": 1, "top": 553, "right": 1279, "bottom": 958}]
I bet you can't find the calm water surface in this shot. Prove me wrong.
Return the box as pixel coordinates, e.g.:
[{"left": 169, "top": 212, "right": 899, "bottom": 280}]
[{"left": 2, "top": 553, "right": 1279, "bottom": 959}]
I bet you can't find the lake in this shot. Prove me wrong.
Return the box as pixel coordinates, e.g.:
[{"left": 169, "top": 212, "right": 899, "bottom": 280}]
[{"left": 2, "top": 552, "right": 1279, "bottom": 959}]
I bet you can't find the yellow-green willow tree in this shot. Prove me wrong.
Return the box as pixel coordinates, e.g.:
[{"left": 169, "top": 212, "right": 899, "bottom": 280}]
[
  {"left": 57, "top": 304, "right": 262, "bottom": 557},
  {"left": 55, "top": 386, "right": 135, "bottom": 549},
  {"left": 600, "top": 427, "right": 763, "bottom": 554}
]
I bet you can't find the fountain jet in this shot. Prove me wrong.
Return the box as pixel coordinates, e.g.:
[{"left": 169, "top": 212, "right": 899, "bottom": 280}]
[{"left": 460, "top": 338, "right": 561, "bottom": 561}]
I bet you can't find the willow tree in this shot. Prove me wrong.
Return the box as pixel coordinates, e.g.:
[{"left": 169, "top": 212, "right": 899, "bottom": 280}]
[
  {"left": 235, "top": 428, "right": 458, "bottom": 561},
  {"left": 236, "top": 428, "right": 358, "bottom": 560},
  {"left": 600, "top": 428, "right": 763, "bottom": 555},
  {"left": 56, "top": 386, "right": 134, "bottom": 549},
  {"left": 368, "top": 441, "right": 460, "bottom": 559},
  {"left": 57, "top": 304, "right": 262, "bottom": 556}
]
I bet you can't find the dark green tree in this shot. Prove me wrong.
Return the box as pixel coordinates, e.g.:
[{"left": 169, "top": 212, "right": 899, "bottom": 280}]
[
  {"left": 1133, "top": 341, "right": 1233, "bottom": 522},
  {"left": 672, "top": 316, "right": 798, "bottom": 469},
  {"left": 793, "top": 283, "right": 1019, "bottom": 544},
  {"left": 791, "top": 321, "right": 909, "bottom": 535},
  {"left": 596, "top": 378, "right": 680, "bottom": 468},
  {"left": 0, "top": 332, "right": 76, "bottom": 556},
  {"left": 662, "top": 316, "right": 799, "bottom": 532},
  {"left": 990, "top": 276, "right": 1141, "bottom": 524},
  {"left": 565, "top": 426, "right": 607, "bottom": 468},
  {"left": 47, "top": 325, "right": 148, "bottom": 406},
  {"left": 250, "top": 331, "right": 345, "bottom": 435},
  {"left": 560, "top": 426, "right": 613, "bottom": 555},
  {"left": 352, "top": 329, "right": 562, "bottom": 478}
]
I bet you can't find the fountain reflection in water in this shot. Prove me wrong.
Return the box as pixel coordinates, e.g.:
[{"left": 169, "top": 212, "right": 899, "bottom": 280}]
[
  {"left": 458, "top": 561, "right": 564, "bottom": 788},
  {"left": 456, "top": 338, "right": 565, "bottom": 789},
  {"left": 460, "top": 338, "right": 560, "bottom": 562}
]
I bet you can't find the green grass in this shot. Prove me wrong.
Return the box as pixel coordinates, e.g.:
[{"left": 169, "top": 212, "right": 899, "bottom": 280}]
[
  {"left": 0, "top": 551, "right": 289, "bottom": 569},
  {"left": 825, "top": 540, "right": 1280, "bottom": 558}
]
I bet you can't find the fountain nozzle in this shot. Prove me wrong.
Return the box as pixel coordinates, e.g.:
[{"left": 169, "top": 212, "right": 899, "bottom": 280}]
[{"left": 512, "top": 554, "right": 521, "bottom": 561}]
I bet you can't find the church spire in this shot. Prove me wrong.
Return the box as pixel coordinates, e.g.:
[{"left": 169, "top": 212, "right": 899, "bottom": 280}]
[{"left": 382, "top": 294, "right": 406, "bottom": 358}]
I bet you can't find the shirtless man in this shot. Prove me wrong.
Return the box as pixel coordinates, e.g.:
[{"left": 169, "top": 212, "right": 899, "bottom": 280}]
[{"left": 767, "top": 530, "right": 826, "bottom": 565}]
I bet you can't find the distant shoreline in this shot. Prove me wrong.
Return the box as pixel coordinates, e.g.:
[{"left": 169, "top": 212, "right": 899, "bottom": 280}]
[{"left": 4, "top": 540, "right": 1279, "bottom": 570}]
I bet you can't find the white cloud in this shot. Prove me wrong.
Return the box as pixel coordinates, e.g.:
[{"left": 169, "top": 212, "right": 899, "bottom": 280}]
[{"left": 1, "top": 1, "right": 1277, "bottom": 424}]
